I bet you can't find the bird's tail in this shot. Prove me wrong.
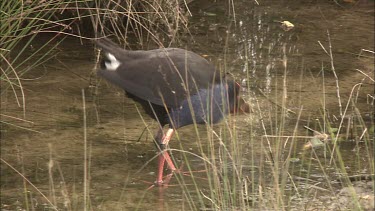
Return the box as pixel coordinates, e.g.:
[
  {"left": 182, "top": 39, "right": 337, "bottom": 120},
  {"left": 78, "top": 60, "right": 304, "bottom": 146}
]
[
  {"left": 95, "top": 37, "right": 123, "bottom": 54},
  {"left": 95, "top": 38, "right": 124, "bottom": 71}
]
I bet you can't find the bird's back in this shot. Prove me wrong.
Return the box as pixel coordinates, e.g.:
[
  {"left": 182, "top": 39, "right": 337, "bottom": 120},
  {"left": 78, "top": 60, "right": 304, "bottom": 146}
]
[{"left": 96, "top": 38, "right": 221, "bottom": 108}]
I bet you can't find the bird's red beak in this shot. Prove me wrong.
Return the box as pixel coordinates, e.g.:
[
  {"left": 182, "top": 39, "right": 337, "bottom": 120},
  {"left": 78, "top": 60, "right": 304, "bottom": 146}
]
[
  {"left": 230, "top": 82, "right": 251, "bottom": 114},
  {"left": 229, "top": 95, "right": 251, "bottom": 114},
  {"left": 235, "top": 96, "right": 251, "bottom": 114}
]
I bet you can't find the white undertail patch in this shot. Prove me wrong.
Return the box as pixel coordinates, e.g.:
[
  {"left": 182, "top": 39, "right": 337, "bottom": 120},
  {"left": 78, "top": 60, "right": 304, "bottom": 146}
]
[{"left": 104, "top": 53, "right": 121, "bottom": 71}]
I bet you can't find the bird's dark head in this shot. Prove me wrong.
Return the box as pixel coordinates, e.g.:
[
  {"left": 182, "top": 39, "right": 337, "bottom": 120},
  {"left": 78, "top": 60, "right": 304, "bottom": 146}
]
[{"left": 227, "top": 80, "right": 251, "bottom": 114}]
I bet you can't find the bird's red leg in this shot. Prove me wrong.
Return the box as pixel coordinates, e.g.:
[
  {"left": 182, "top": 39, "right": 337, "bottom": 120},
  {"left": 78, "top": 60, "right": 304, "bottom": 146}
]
[
  {"left": 161, "top": 129, "right": 176, "bottom": 171},
  {"left": 156, "top": 128, "right": 176, "bottom": 185},
  {"left": 156, "top": 154, "right": 166, "bottom": 184}
]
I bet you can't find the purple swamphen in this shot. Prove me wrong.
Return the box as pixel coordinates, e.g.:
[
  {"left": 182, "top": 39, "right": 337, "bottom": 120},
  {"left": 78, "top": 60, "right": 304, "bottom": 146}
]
[{"left": 95, "top": 38, "right": 249, "bottom": 185}]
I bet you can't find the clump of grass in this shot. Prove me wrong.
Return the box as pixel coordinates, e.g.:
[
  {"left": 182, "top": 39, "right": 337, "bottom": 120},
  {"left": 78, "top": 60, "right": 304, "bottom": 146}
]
[
  {"left": 88, "top": 0, "right": 190, "bottom": 47},
  {"left": 1, "top": 0, "right": 73, "bottom": 118},
  {"left": 1, "top": 1, "right": 192, "bottom": 210},
  {"left": 167, "top": 32, "right": 374, "bottom": 210}
]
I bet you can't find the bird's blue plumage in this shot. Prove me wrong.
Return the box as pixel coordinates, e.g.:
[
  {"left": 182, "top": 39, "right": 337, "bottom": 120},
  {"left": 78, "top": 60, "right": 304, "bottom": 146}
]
[{"left": 169, "top": 83, "right": 235, "bottom": 128}]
